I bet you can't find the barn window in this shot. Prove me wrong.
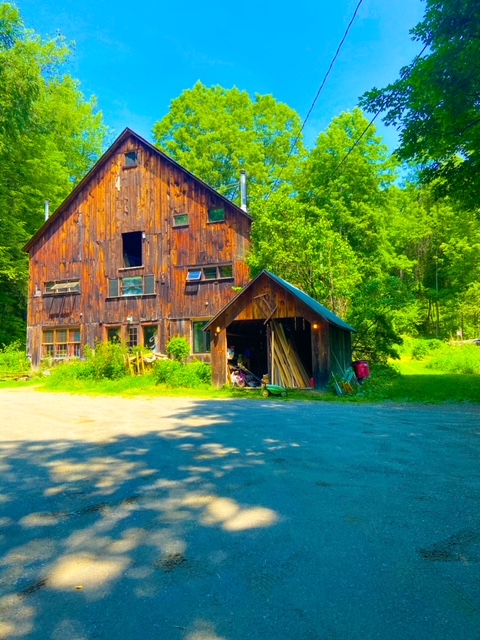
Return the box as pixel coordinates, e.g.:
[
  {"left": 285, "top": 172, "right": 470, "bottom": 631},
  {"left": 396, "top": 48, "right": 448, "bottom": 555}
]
[
  {"left": 121, "top": 276, "right": 143, "bottom": 296},
  {"left": 192, "top": 321, "right": 211, "bottom": 353},
  {"left": 42, "top": 328, "right": 81, "bottom": 359},
  {"left": 173, "top": 213, "right": 189, "bottom": 227},
  {"left": 108, "top": 278, "right": 120, "bottom": 297},
  {"left": 122, "top": 231, "right": 143, "bottom": 267},
  {"left": 203, "top": 267, "right": 217, "bottom": 280},
  {"left": 218, "top": 264, "right": 233, "bottom": 278},
  {"left": 107, "top": 327, "right": 121, "bottom": 344},
  {"left": 187, "top": 269, "right": 202, "bottom": 282},
  {"left": 208, "top": 208, "right": 225, "bottom": 223},
  {"left": 124, "top": 151, "right": 138, "bottom": 168},
  {"left": 45, "top": 280, "right": 80, "bottom": 295},
  {"left": 107, "top": 275, "right": 155, "bottom": 297},
  {"left": 143, "top": 325, "right": 158, "bottom": 351},
  {"left": 127, "top": 325, "right": 138, "bottom": 349},
  {"left": 186, "top": 265, "right": 233, "bottom": 282}
]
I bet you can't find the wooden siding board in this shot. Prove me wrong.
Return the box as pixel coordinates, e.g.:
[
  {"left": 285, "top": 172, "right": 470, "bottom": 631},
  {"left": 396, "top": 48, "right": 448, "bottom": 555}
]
[{"left": 26, "top": 133, "right": 252, "bottom": 364}]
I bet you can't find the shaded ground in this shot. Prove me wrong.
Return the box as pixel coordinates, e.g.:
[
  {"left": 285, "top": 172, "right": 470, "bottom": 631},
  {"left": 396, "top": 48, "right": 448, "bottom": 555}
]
[{"left": 0, "top": 388, "right": 479, "bottom": 640}]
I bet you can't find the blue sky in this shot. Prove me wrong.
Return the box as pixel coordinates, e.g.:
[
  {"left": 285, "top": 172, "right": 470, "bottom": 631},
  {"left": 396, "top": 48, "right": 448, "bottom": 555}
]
[{"left": 19, "top": 0, "right": 425, "bottom": 150}]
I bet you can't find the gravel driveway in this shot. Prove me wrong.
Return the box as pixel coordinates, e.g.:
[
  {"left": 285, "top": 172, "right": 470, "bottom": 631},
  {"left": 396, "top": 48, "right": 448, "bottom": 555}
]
[{"left": 0, "top": 388, "right": 479, "bottom": 640}]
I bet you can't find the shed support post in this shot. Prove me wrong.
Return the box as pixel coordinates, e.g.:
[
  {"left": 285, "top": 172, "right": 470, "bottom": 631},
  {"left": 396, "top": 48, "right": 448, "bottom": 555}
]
[{"left": 210, "top": 327, "right": 227, "bottom": 388}]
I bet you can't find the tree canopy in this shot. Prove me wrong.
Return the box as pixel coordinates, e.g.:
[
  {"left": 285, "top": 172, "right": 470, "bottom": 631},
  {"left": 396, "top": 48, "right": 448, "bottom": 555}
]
[
  {"left": 0, "top": 2, "right": 107, "bottom": 345},
  {"left": 152, "top": 82, "right": 305, "bottom": 207},
  {"left": 360, "top": 0, "right": 480, "bottom": 209}
]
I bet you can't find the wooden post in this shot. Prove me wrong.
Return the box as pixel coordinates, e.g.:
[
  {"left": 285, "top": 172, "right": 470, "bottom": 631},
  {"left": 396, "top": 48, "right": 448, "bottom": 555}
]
[{"left": 210, "top": 327, "right": 227, "bottom": 388}]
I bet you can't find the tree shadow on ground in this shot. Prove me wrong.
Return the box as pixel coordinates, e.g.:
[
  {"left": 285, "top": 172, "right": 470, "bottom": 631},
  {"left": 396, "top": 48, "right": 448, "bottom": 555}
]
[{"left": 0, "top": 399, "right": 307, "bottom": 640}]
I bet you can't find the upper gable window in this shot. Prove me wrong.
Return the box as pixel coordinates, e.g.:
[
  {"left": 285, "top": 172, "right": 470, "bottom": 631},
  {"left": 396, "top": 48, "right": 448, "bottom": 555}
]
[
  {"left": 173, "top": 213, "right": 189, "bottom": 227},
  {"left": 122, "top": 231, "right": 142, "bottom": 267},
  {"left": 124, "top": 151, "right": 138, "bottom": 168},
  {"left": 208, "top": 208, "right": 225, "bottom": 223}
]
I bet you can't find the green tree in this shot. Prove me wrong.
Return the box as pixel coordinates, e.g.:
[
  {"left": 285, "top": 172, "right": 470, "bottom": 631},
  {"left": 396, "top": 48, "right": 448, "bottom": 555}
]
[
  {"left": 0, "top": 3, "right": 107, "bottom": 346},
  {"left": 360, "top": 0, "right": 480, "bottom": 209},
  {"left": 297, "top": 108, "right": 398, "bottom": 271},
  {"left": 249, "top": 188, "right": 361, "bottom": 317},
  {"left": 152, "top": 82, "right": 305, "bottom": 207}
]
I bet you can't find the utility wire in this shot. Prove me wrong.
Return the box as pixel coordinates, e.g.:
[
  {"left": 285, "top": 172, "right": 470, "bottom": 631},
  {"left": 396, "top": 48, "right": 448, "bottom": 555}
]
[
  {"left": 326, "top": 0, "right": 462, "bottom": 185},
  {"left": 327, "top": 39, "right": 430, "bottom": 181},
  {"left": 271, "top": 0, "right": 365, "bottom": 193}
]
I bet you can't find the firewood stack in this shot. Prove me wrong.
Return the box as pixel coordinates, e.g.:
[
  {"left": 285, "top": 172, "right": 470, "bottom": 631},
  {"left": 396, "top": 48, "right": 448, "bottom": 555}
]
[{"left": 271, "top": 321, "right": 310, "bottom": 388}]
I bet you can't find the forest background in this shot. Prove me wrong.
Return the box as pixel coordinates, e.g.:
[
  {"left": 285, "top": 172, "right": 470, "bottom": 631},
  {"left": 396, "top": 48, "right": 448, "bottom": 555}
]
[{"left": 1, "top": 0, "right": 479, "bottom": 362}]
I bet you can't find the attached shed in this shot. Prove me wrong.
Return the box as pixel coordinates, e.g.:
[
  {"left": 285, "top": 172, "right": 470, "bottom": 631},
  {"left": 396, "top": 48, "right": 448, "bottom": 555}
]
[{"left": 205, "top": 270, "right": 356, "bottom": 390}]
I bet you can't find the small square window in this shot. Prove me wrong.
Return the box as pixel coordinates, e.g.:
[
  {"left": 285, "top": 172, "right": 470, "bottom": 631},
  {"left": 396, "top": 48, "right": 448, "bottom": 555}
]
[
  {"left": 208, "top": 208, "right": 225, "bottom": 223},
  {"left": 107, "top": 327, "right": 121, "bottom": 344},
  {"left": 124, "top": 151, "right": 138, "bottom": 168},
  {"left": 122, "top": 276, "right": 143, "bottom": 296},
  {"left": 173, "top": 213, "right": 189, "bottom": 227},
  {"left": 219, "top": 265, "right": 233, "bottom": 279},
  {"left": 203, "top": 267, "right": 217, "bottom": 280},
  {"left": 187, "top": 269, "right": 202, "bottom": 282}
]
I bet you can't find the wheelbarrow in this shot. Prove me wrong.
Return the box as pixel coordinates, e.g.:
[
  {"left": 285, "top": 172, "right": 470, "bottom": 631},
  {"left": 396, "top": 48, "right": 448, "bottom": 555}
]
[{"left": 260, "top": 381, "right": 287, "bottom": 398}]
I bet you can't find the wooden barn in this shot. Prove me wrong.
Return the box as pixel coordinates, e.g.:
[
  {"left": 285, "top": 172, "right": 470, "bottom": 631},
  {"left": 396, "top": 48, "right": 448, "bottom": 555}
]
[
  {"left": 205, "top": 270, "right": 356, "bottom": 390},
  {"left": 23, "top": 128, "right": 252, "bottom": 366}
]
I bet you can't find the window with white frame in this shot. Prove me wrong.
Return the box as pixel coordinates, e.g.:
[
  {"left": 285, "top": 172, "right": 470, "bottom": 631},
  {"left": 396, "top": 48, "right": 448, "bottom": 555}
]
[
  {"left": 45, "top": 280, "right": 80, "bottom": 295},
  {"left": 186, "top": 265, "right": 233, "bottom": 282}
]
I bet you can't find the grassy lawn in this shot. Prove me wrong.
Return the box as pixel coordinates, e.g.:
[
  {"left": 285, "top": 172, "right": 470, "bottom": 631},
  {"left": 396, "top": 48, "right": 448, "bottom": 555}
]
[
  {"left": 357, "top": 357, "right": 480, "bottom": 404},
  {"left": 1, "top": 355, "right": 480, "bottom": 405}
]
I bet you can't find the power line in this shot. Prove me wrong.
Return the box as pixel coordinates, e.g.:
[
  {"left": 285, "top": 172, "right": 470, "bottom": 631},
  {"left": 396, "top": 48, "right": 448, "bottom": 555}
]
[
  {"left": 327, "top": 39, "right": 430, "bottom": 181},
  {"left": 325, "top": 0, "right": 462, "bottom": 185},
  {"left": 271, "top": 0, "right": 365, "bottom": 193}
]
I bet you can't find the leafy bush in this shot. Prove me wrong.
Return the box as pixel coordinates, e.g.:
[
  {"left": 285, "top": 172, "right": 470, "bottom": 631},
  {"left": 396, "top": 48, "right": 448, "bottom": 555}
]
[
  {"left": 154, "top": 358, "right": 212, "bottom": 388},
  {"left": 83, "top": 342, "right": 127, "bottom": 379},
  {"left": 166, "top": 336, "right": 190, "bottom": 362},
  {"left": 411, "top": 338, "right": 443, "bottom": 360},
  {"left": 427, "top": 344, "right": 480, "bottom": 374},
  {"left": 45, "top": 342, "right": 127, "bottom": 382},
  {"left": 0, "top": 342, "right": 30, "bottom": 374}
]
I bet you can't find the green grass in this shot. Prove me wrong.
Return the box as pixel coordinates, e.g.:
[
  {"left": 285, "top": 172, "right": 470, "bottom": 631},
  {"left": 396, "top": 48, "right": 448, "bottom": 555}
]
[
  {"left": 1, "top": 354, "right": 479, "bottom": 405},
  {"left": 359, "top": 357, "right": 480, "bottom": 404}
]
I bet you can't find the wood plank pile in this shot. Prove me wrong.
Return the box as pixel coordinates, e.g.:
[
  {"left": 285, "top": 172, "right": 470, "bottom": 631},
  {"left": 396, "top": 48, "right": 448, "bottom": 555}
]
[{"left": 271, "top": 321, "right": 310, "bottom": 388}]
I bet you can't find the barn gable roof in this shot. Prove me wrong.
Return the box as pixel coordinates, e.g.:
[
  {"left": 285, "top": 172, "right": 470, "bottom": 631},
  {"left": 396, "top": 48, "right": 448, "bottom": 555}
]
[
  {"left": 23, "top": 127, "right": 252, "bottom": 252},
  {"left": 205, "top": 269, "right": 356, "bottom": 333}
]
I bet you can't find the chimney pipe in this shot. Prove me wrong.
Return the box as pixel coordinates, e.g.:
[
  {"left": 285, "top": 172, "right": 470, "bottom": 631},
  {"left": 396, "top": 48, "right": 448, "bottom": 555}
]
[
  {"left": 44, "top": 201, "right": 50, "bottom": 221},
  {"left": 240, "top": 171, "right": 247, "bottom": 212}
]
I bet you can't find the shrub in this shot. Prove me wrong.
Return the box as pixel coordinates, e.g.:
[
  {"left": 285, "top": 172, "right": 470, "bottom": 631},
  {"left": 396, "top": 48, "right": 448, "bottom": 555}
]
[
  {"left": 84, "top": 342, "right": 127, "bottom": 379},
  {"left": 154, "top": 358, "right": 212, "bottom": 388},
  {"left": 0, "top": 342, "right": 30, "bottom": 374},
  {"left": 427, "top": 344, "right": 480, "bottom": 375},
  {"left": 166, "top": 336, "right": 190, "bottom": 362},
  {"left": 411, "top": 338, "right": 443, "bottom": 360}
]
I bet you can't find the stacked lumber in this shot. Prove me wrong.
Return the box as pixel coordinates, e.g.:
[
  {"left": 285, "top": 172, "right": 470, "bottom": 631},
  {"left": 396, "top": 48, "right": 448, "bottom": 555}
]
[{"left": 271, "top": 321, "right": 310, "bottom": 388}]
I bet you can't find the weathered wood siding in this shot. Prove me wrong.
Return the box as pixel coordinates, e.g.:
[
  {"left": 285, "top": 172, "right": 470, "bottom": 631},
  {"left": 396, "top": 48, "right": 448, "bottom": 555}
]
[
  {"left": 26, "top": 133, "right": 251, "bottom": 364},
  {"left": 209, "top": 274, "right": 335, "bottom": 388}
]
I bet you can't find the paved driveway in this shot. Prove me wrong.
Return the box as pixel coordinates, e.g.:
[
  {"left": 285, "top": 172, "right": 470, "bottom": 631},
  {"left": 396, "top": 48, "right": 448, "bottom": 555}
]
[{"left": 0, "top": 388, "right": 479, "bottom": 640}]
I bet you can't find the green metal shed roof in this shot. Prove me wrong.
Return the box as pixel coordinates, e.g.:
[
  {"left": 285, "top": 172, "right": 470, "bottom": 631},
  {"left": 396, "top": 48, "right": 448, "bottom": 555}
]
[
  {"left": 263, "top": 271, "right": 356, "bottom": 332},
  {"left": 205, "top": 270, "right": 356, "bottom": 333}
]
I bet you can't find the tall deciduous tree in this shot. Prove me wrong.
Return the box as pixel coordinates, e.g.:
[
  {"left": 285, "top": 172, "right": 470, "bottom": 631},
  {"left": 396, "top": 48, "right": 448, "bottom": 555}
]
[
  {"left": 0, "top": 2, "right": 107, "bottom": 345},
  {"left": 152, "top": 82, "right": 305, "bottom": 207},
  {"left": 360, "top": 0, "right": 480, "bottom": 209},
  {"left": 249, "top": 187, "right": 361, "bottom": 317},
  {"left": 297, "top": 108, "right": 398, "bottom": 272}
]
